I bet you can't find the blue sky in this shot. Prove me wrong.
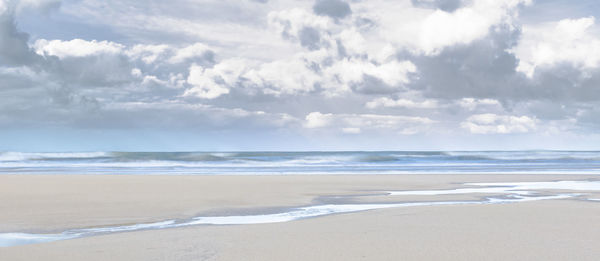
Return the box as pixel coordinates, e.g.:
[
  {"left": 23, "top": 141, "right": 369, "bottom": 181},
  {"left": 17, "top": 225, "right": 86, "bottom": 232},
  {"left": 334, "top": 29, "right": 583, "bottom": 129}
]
[{"left": 1, "top": 0, "right": 600, "bottom": 151}]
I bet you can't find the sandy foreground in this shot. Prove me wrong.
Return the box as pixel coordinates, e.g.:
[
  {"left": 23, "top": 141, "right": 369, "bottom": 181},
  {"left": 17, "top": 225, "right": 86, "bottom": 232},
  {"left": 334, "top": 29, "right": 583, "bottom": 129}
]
[{"left": 0, "top": 174, "right": 599, "bottom": 260}]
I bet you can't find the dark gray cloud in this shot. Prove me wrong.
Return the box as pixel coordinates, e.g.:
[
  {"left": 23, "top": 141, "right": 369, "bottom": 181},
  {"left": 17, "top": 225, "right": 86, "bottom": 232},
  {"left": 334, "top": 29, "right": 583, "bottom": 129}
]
[
  {"left": 406, "top": 24, "right": 600, "bottom": 107},
  {"left": 313, "top": 0, "right": 352, "bottom": 19},
  {"left": 0, "top": 11, "right": 41, "bottom": 66},
  {"left": 298, "top": 27, "right": 322, "bottom": 50},
  {"left": 51, "top": 55, "right": 134, "bottom": 87},
  {"left": 529, "top": 65, "right": 600, "bottom": 102},
  {"left": 0, "top": 1, "right": 62, "bottom": 67},
  {"left": 395, "top": 21, "right": 600, "bottom": 130},
  {"left": 352, "top": 75, "right": 402, "bottom": 95},
  {"left": 406, "top": 26, "right": 524, "bottom": 101}
]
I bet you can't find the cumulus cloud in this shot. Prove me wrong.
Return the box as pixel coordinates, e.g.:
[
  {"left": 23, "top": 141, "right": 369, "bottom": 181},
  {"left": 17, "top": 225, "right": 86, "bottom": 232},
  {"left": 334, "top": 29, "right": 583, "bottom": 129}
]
[
  {"left": 125, "top": 44, "right": 169, "bottom": 64},
  {"left": 33, "top": 39, "right": 125, "bottom": 58},
  {"left": 373, "top": 0, "right": 531, "bottom": 55},
  {"left": 30, "top": 39, "right": 135, "bottom": 87},
  {"left": 405, "top": 25, "right": 523, "bottom": 100},
  {"left": 461, "top": 113, "right": 537, "bottom": 134},
  {"left": 245, "top": 57, "right": 321, "bottom": 95},
  {"left": 328, "top": 59, "right": 417, "bottom": 93},
  {"left": 266, "top": 7, "right": 338, "bottom": 55},
  {"left": 304, "top": 111, "right": 434, "bottom": 134},
  {"left": 511, "top": 17, "right": 600, "bottom": 77},
  {"left": 26, "top": 38, "right": 220, "bottom": 92},
  {"left": 169, "top": 6, "right": 418, "bottom": 98},
  {"left": 259, "top": 7, "right": 420, "bottom": 95},
  {"left": 366, "top": 97, "right": 438, "bottom": 109},
  {"left": 305, "top": 111, "right": 332, "bottom": 128},
  {"left": 167, "top": 43, "right": 214, "bottom": 64},
  {"left": 184, "top": 61, "right": 240, "bottom": 99},
  {"left": 458, "top": 98, "right": 501, "bottom": 110}
]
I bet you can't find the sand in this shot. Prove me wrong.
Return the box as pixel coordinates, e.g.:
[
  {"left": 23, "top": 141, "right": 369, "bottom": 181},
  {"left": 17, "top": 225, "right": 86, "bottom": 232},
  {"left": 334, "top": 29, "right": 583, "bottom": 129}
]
[{"left": 1, "top": 174, "right": 599, "bottom": 260}]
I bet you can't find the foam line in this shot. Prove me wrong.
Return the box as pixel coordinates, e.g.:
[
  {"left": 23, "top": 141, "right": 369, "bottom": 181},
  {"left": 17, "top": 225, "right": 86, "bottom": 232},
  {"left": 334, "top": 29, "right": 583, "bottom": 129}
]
[
  {"left": 388, "top": 180, "right": 600, "bottom": 196},
  {"left": 388, "top": 187, "right": 531, "bottom": 196},
  {"left": 0, "top": 220, "right": 177, "bottom": 248},
  {"left": 466, "top": 181, "right": 600, "bottom": 191},
  {"left": 72, "top": 220, "right": 176, "bottom": 234},
  {"left": 182, "top": 203, "right": 458, "bottom": 226},
  {"left": 0, "top": 233, "right": 78, "bottom": 247}
]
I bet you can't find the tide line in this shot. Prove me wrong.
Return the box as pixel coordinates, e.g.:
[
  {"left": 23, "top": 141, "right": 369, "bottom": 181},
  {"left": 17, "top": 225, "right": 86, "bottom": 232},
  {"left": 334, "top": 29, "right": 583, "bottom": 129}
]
[{"left": 387, "top": 180, "right": 600, "bottom": 196}]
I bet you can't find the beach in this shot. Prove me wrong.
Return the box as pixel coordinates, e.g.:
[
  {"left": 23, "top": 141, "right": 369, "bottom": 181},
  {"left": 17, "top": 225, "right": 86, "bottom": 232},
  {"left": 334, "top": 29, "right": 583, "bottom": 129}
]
[
  {"left": 1, "top": 174, "right": 599, "bottom": 260},
  {"left": 2, "top": 0, "right": 599, "bottom": 258}
]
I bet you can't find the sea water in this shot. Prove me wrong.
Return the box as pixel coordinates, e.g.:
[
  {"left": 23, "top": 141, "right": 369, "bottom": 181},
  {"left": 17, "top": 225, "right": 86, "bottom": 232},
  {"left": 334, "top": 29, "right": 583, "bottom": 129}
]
[{"left": 1, "top": 151, "right": 600, "bottom": 174}]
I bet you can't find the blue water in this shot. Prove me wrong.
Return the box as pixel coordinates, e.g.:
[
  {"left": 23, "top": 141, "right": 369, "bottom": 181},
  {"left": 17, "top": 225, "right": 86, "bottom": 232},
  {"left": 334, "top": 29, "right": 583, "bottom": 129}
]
[{"left": 1, "top": 151, "right": 600, "bottom": 175}]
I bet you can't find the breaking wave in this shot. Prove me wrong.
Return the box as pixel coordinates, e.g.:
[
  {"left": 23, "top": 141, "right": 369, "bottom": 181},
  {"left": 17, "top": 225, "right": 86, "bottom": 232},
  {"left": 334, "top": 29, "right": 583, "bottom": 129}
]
[{"left": 1, "top": 151, "right": 600, "bottom": 174}]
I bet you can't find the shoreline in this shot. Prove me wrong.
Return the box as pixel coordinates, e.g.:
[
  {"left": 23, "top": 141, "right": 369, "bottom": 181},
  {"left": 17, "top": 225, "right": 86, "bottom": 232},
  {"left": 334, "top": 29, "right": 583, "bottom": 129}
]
[
  {"left": 5, "top": 172, "right": 600, "bottom": 175},
  {"left": 1, "top": 174, "right": 599, "bottom": 260},
  {"left": 1, "top": 174, "right": 599, "bottom": 231}
]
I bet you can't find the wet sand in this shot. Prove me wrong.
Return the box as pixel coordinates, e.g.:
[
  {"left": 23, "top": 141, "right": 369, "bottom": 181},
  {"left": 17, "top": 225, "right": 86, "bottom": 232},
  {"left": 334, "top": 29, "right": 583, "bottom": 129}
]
[{"left": 1, "top": 174, "right": 599, "bottom": 260}]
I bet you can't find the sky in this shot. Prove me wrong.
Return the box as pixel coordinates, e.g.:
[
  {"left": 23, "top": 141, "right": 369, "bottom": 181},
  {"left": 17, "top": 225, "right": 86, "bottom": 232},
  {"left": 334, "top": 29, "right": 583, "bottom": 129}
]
[{"left": 1, "top": 0, "right": 600, "bottom": 151}]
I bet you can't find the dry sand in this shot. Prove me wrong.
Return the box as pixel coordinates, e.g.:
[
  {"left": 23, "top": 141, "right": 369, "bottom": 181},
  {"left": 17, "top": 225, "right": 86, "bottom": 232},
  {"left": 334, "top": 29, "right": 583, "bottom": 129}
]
[{"left": 1, "top": 174, "right": 599, "bottom": 260}]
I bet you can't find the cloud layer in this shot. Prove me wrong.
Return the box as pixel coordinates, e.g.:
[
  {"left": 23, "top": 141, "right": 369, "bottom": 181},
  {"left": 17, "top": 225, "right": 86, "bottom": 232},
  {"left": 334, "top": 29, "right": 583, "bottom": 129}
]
[{"left": 1, "top": 0, "right": 600, "bottom": 150}]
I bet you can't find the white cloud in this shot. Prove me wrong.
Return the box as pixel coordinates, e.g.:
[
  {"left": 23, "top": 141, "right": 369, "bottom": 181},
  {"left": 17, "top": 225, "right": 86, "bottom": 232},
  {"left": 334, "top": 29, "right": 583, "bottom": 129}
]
[
  {"left": 419, "top": 0, "right": 529, "bottom": 54},
  {"left": 370, "top": 0, "right": 530, "bottom": 55},
  {"left": 461, "top": 113, "right": 536, "bottom": 134},
  {"left": 130, "top": 68, "right": 142, "bottom": 78},
  {"left": 125, "top": 43, "right": 215, "bottom": 65},
  {"left": 305, "top": 111, "right": 333, "bottom": 128},
  {"left": 338, "top": 29, "right": 367, "bottom": 55},
  {"left": 33, "top": 39, "right": 124, "bottom": 58},
  {"left": 139, "top": 4, "right": 419, "bottom": 98},
  {"left": 366, "top": 97, "right": 438, "bottom": 109},
  {"left": 141, "top": 75, "right": 168, "bottom": 87},
  {"left": 245, "top": 56, "right": 321, "bottom": 95},
  {"left": 304, "top": 111, "right": 434, "bottom": 134},
  {"left": 167, "top": 43, "right": 212, "bottom": 64},
  {"left": 184, "top": 63, "right": 235, "bottom": 99},
  {"left": 458, "top": 98, "right": 501, "bottom": 110},
  {"left": 268, "top": 8, "right": 332, "bottom": 42},
  {"left": 239, "top": 54, "right": 417, "bottom": 96},
  {"left": 126, "top": 44, "right": 170, "bottom": 64},
  {"left": 511, "top": 17, "right": 600, "bottom": 77},
  {"left": 326, "top": 58, "right": 417, "bottom": 89},
  {"left": 168, "top": 73, "right": 187, "bottom": 89}
]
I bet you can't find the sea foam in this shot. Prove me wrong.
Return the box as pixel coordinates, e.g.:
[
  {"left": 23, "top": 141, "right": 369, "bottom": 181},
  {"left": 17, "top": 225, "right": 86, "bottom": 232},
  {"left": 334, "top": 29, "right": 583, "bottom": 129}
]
[{"left": 388, "top": 180, "right": 600, "bottom": 196}]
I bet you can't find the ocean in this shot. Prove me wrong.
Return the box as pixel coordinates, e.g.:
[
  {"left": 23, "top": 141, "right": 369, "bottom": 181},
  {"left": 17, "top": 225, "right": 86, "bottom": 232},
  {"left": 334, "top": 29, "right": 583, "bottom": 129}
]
[{"left": 2, "top": 151, "right": 600, "bottom": 175}]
